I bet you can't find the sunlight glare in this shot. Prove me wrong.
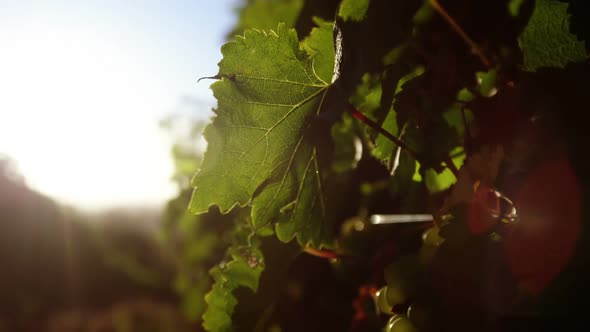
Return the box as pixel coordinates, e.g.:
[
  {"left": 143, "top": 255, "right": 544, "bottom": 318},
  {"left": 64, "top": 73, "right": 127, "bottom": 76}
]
[{"left": 0, "top": 24, "right": 177, "bottom": 210}]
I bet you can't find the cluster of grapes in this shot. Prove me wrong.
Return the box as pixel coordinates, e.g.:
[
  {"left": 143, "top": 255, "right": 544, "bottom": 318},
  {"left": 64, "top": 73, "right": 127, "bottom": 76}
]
[
  {"left": 372, "top": 206, "right": 520, "bottom": 332},
  {"left": 372, "top": 225, "right": 441, "bottom": 332}
]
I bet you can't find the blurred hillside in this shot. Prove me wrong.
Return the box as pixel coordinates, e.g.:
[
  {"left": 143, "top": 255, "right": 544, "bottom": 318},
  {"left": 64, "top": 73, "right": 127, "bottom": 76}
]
[{"left": 0, "top": 156, "right": 196, "bottom": 332}]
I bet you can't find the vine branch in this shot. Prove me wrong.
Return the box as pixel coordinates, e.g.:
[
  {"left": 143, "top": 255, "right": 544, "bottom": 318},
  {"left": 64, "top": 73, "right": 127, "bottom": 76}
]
[{"left": 429, "top": 0, "right": 492, "bottom": 68}]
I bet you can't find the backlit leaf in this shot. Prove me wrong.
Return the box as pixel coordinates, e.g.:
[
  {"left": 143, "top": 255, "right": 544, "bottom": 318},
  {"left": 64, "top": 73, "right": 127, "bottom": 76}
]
[{"left": 190, "top": 24, "right": 335, "bottom": 247}]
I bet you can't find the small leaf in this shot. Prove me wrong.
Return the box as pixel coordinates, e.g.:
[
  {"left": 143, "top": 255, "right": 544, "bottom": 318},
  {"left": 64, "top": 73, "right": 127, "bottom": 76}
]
[
  {"left": 302, "top": 18, "right": 335, "bottom": 84},
  {"left": 338, "top": 0, "right": 370, "bottom": 22},
  {"left": 202, "top": 245, "right": 264, "bottom": 332},
  {"left": 519, "top": 0, "right": 588, "bottom": 71},
  {"left": 423, "top": 147, "right": 466, "bottom": 193}
]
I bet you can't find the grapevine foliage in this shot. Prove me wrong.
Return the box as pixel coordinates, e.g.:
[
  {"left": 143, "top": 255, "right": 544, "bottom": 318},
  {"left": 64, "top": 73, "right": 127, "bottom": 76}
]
[
  {"left": 184, "top": 0, "right": 589, "bottom": 331},
  {"left": 518, "top": 0, "right": 587, "bottom": 71}
]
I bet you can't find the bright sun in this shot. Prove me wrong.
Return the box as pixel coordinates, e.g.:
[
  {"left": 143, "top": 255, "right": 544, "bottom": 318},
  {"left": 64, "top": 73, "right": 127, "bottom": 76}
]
[{"left": 0, "top": 24, "right": 177, "bottom": 210}]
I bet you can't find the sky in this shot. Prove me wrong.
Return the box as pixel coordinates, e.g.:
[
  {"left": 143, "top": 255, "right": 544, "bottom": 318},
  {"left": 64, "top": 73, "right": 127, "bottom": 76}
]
[{"left": 0, "top": 0, "right": 238, "bottom": 210}]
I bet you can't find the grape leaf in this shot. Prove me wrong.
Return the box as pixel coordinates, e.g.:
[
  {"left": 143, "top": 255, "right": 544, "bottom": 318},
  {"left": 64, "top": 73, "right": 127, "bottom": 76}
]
[
  {"left": 338, "top": 0, "right": 370, "bottom": 22},
  {"left": 190, "top": 24, "right": 335, "bottom": 247},
  {"left": 519, "top": 0, "right": 588, "bottom": 71},
  {"left": 202, "top": 245, "right": 264, "bottom": 332}
]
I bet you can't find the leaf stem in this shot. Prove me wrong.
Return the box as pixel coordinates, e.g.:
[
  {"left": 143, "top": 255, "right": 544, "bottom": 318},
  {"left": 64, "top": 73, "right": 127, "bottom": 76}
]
[
  {"left": 197, "top": 74, "right": 221, "bottom": 82},
  {"left": 303, "top": 247, "right": 340, "bottom": 259},
  {"left": 429, "top": 0, "right": 491, "bottom": 68}
]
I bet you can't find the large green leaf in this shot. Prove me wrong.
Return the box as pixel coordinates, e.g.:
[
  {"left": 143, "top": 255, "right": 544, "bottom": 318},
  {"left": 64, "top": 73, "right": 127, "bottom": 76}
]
[
  {"left": 519, "top": 0, "right": 587, "bottom": 71},
  {"left": 190, "top": 24, "right": 334, "bottom": 247}
]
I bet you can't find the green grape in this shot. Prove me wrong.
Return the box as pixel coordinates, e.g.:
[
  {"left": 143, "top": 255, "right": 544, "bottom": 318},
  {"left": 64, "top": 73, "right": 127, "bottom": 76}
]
[
  {"left": 422, "top": 226, "right": 444, "bottom": 246},
  {"left": 418, "top": 244, "right": 437, "bottom": 266},
  {"left": 385, "top": 314, "right": 417, "bottom": 332},
  {"left": 384, "top": 255, "right": 420, "bottom": 285},
  {"left": 407, "top": 303, "right": 429, "bottom": 330},
  {"left": 385, "top": 283, "right": 407, "bottom": 307},
  {"left": 384, "top": 255, "right": 422, "bottom": 306},
  {"left": 375, "top": 286, "right": 394, "bottom": 315}
]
